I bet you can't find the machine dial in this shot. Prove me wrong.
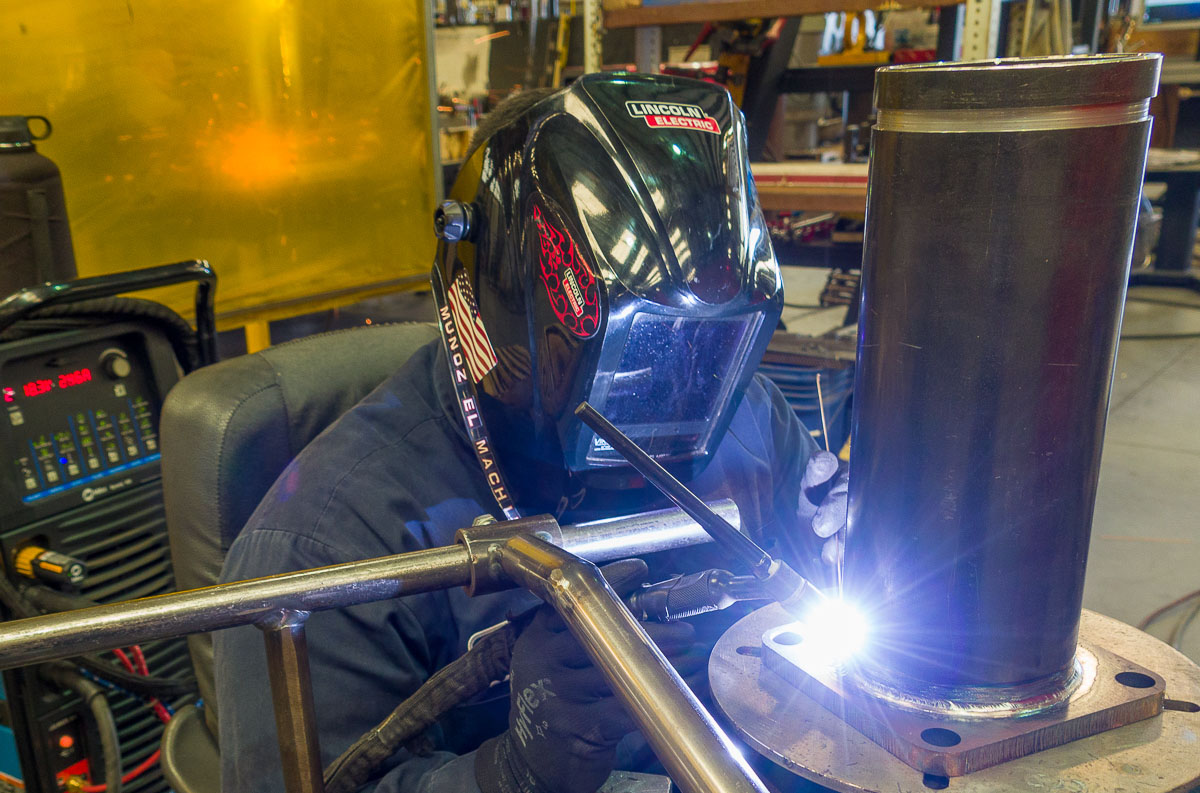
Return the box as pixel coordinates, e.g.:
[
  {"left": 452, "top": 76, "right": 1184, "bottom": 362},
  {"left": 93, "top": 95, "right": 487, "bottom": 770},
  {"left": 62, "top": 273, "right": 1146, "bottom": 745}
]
[{"left": 100, "top": 349, "right": 131, "bottom": 379}]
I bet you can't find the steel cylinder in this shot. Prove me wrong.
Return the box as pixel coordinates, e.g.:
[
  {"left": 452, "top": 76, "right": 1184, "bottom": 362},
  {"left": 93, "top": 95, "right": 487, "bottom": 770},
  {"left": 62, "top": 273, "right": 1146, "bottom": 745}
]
[{"left": 844, "top": 55, "right": 1161, "bottom": 696}]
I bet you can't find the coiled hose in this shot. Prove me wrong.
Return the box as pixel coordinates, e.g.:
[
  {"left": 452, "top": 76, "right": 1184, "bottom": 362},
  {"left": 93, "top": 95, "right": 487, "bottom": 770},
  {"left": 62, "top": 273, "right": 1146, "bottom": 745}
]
[
  {"left": 323, "top": 617, "right": 524, "bottom": 793},
  {"left": 41, "top": 662, "right": 123, "bottom": 793}
]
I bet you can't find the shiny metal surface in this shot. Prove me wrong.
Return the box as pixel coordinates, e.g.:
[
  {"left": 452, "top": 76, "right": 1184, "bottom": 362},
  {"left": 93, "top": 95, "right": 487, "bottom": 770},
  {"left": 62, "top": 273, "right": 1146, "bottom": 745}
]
[
  {"left": 761, "top": 625, "right": 1164, "bottom": 776},
  {"left": 261, "top": 613, "right": 324, "bottom": 793},
  {"left": 458, "top": 501, "right": 732, "bottom": 595},
  {"left": 0, "top": 505, "right": 721, "bottom": 670},
  {"left": 457, "top": 514, "right": 563, "bottom": 596},
  {"left": 0, "top": 507, "right": 734, "bottom": 792},
  {"left": 575, "top": 404, "right": 772, "bottom": 574},
  {"left": 0, "top": 545, "right": 471, "bottom": 670},
  {"left": 573, "top": 405, "right": 823, "bottom": 619},
  {"left": 498, "top": 534, "right": 769, "bottom": 793},
  {"left": 847, "top": 54, "right": 1161, "bottom": 690},
  {"left": 837, "top": 651, "right": 1088, "bottom": 719},
  {"left": 0, "top": 0, "right": 436, "bottom": 326},
  {"left": 434, "top": 200, "right": 473, "bottom": 242},
  {"left": 711, "top": 605, "right": 1200, "bottom": 792},
  {"left": 873, "top": 54, "right": 1162, "bottom": 111},
  {"left": 559, "top": 499, "right": 736, "bottom": 561}
]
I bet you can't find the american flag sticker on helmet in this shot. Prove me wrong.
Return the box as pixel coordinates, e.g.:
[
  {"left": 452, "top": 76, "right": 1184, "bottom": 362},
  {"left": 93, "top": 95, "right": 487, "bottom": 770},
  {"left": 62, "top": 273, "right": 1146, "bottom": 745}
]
[{"left": 447, "top": 272, "right": 498, "bottom": 382}]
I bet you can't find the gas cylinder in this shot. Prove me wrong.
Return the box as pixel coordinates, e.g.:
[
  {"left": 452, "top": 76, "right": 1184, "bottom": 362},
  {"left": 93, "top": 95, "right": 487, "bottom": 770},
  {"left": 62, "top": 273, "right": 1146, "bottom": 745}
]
[{"left": 0, "top": 116, "right": 77, "bottom": 298}]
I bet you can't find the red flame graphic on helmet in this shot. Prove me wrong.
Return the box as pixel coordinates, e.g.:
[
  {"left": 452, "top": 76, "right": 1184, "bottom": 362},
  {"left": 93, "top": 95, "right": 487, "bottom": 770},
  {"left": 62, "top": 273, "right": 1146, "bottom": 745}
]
[{"left": 534, "top": 205, "right": 600, "bottom": 338}]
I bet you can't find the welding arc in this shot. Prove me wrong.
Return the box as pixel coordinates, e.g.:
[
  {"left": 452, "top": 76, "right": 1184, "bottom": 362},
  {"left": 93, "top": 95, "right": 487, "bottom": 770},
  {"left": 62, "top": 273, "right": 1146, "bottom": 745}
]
[{"left": 574, "top": 402, "right": 774, "bottom": 575}]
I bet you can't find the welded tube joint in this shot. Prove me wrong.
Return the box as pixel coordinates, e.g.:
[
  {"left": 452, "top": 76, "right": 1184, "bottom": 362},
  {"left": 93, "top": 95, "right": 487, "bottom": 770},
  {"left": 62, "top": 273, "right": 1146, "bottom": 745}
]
[
  {"left": 0, "top": 504, "right": 727, "bottom": 672},
  {"left": 260, "top": 613, "right": 325, "bottom": 793},
  {"left": 457, "top": 501, "right": 735, "bottom": 596},
  {"left": 497, "top": 534, "right": 768, "bottom": 793}
]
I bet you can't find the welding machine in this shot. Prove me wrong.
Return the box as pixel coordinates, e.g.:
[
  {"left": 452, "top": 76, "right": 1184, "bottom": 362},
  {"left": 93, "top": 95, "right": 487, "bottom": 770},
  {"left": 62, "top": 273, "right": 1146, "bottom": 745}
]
[{"left": 0, "top": 262, "right": 215, "bottom": 792}]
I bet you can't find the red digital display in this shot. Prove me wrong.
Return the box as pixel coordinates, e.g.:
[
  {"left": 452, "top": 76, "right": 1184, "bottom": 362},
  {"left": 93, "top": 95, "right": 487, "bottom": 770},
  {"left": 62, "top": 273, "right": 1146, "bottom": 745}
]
[
  {"left": 7, "top": 368, "right": 93, "bottom": 401},
  {"left": 58, "top": 368, "right": 92, "bottom": 388}
]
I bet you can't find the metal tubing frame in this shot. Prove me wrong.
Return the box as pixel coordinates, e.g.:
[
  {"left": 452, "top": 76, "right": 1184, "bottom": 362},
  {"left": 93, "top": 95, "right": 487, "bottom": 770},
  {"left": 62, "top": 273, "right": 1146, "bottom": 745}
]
[
  {"left": 261, "top": 612, "right": 324, "bottom": 793},
  {"left": 0, "top": 503, "right": 736, "bottom": 793},
  {"left": 498, "top": 534, "right": 769, "bottom": 793}
]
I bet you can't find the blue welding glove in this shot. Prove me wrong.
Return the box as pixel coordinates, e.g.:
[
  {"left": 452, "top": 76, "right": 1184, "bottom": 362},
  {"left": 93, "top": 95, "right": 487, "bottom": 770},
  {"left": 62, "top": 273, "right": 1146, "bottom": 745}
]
[
  {"left": 475, "top": 559, "right": 704, "bottom": 793},
  {"left": 797, "top": 450, "right": 849, "bottom": 566}
]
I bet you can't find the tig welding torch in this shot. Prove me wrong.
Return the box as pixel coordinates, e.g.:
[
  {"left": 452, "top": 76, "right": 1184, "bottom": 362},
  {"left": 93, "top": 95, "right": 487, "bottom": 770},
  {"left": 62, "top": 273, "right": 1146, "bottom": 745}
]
[
  {"left": 626, "top": 568, "right": 767, "bottom": 622},
  {"left": 575, "top": 401, "right": 828, "bottom": 619}
]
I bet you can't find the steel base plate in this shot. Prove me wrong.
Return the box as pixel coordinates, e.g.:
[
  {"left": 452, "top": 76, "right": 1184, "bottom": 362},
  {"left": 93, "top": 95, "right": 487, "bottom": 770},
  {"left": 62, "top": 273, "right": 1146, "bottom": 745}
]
[
  {"left": 761, "top": 621, "right": 1163, "bottom": 777},
  {"left": 711, "top": 607, "right": 1200, "bottom": 793}
]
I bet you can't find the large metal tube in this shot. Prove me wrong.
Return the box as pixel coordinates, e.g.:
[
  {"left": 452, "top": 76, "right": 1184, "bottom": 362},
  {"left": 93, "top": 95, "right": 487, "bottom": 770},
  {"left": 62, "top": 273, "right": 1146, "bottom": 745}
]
[
  {"left": 0, "top": 504, "right": 726, "bottom": 670},
  {"left": 844, "top": 55, "right": 1161, "bottom": 696},
  {"left": 497, "top": 535, "right": 768, "bottom": 793}
]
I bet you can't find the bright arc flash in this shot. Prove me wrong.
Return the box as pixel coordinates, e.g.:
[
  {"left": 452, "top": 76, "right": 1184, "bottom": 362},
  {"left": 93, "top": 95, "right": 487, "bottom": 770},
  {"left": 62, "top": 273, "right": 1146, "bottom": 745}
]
[{"left": 792, "top": 599, "right": 869, "bottom": 666}]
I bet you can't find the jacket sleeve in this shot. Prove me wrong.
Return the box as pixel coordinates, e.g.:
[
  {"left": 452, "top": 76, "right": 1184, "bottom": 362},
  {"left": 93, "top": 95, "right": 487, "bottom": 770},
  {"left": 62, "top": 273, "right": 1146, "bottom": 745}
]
[
  {"left": 756, "top": 374, "right": 823, "bottom": 575},
  {"left": 214, "top": 528, "right": 484, "bottom": 793}
]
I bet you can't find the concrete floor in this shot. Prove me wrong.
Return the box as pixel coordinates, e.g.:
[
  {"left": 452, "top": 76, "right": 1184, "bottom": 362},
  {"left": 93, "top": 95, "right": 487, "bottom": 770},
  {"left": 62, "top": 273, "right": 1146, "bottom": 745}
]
[{"left": 1085, "top": 286, "right": 1200, "bottom": 661}]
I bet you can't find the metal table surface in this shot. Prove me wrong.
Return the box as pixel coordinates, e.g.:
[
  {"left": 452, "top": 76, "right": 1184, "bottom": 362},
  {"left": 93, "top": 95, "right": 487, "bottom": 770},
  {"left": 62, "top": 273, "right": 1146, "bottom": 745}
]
[{"left": 711, "top": 605, "right": 1200, "bottom": 793}]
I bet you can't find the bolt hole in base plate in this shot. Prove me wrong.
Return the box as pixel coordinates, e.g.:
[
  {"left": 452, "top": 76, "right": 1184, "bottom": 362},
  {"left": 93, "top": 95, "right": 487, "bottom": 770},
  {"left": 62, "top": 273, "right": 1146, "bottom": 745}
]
[
  {"left": 922, "top": 772, "right": 950, "bottom": 790},
  {"left": 710, "top": 606, "right": 1200, "bottom": 793}
]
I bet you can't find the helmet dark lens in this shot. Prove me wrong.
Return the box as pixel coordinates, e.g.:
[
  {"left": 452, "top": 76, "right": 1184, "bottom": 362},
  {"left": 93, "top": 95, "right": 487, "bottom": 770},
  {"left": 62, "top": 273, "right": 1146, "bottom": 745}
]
[{"left": 586, "top": 313, "right": 760, "bottom": 465}]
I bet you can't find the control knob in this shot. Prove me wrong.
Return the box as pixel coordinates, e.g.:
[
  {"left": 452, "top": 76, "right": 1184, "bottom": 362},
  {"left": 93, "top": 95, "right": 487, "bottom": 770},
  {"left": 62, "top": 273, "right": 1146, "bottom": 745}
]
[{"left": 100, "top": 350, "right": 131, "bottom": 379}]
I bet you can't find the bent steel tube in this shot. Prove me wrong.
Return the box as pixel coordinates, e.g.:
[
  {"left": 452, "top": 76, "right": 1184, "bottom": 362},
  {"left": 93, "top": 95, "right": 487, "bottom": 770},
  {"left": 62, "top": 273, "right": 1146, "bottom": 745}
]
[
  {"left": 0, "top": 502, "right": 732, "bottom": 670},
  {"left": 0, "top": 502, "right": 736, "bottom": 793},
  {"left": 498, "top": 534, "right": 769, "bottom": 793}
]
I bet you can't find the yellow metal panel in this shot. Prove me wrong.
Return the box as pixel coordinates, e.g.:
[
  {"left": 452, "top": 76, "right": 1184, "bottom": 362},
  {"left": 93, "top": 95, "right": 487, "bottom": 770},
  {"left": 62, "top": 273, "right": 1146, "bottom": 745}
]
[
  {"left": 0, "top": 0, "right": 436, "bottom": 327},
  {"left": 244, "top": 320, "right": 272, "bottom": 354}
]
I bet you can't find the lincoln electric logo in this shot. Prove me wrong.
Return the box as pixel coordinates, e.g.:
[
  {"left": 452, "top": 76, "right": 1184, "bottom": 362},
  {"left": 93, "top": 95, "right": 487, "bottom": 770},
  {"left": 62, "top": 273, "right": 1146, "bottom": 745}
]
[{"left": 625, "top": 101, "right": 720, "bottom": 134}]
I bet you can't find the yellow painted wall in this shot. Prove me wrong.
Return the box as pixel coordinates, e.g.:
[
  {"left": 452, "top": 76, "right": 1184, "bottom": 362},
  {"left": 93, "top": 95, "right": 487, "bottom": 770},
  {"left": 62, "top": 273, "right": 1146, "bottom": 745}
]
[{"left": 0, "top": 0, "right": 436, "bottom": 327}]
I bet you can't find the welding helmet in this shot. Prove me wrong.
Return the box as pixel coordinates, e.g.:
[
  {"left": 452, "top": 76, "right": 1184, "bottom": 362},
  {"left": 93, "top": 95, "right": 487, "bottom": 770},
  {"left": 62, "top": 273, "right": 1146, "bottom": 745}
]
[{"left": 431, "top": 73, "right": 782, "bottom": 509}]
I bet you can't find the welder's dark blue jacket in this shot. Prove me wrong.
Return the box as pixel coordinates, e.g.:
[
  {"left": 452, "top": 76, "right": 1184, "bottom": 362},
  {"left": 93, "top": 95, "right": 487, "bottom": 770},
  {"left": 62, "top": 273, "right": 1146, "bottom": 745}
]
[{"left": 215, "top": 339, "right": 818, "bottom": 792}]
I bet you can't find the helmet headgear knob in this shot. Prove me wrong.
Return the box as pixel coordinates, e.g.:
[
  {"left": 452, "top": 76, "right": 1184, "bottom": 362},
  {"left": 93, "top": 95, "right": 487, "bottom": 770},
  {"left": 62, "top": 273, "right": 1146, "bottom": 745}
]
[{"left": 434, "top": 200, "right": 475, "bottom": 242}]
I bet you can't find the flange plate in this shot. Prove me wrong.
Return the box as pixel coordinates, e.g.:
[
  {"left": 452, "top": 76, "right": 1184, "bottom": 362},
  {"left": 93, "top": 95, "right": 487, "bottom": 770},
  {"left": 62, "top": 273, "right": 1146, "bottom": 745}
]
[
  {"left": 711, "top": 607, "right": 1200, "bottom": 793},
  {"left": 761, "top": 622, "right": 1163, "bottom": 776}
]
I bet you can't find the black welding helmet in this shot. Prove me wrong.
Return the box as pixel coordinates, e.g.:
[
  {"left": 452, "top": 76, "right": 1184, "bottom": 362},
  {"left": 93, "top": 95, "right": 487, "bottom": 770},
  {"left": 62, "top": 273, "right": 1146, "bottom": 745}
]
[{"left": 431, "top": 73, "right": 782, "bottom": 508}]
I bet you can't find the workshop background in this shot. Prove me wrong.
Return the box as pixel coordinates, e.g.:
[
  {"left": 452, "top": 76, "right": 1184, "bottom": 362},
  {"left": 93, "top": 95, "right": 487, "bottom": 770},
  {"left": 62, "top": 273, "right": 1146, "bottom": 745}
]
[{"left": 1, "top": 0, "right": 1199, "bottom": 791}]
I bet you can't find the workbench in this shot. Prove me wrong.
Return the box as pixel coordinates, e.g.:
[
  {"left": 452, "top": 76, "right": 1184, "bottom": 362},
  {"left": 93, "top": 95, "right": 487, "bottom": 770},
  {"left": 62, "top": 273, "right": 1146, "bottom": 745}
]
[{"left": 1138, "top": 151, "right": 1200, "bottom": 293}]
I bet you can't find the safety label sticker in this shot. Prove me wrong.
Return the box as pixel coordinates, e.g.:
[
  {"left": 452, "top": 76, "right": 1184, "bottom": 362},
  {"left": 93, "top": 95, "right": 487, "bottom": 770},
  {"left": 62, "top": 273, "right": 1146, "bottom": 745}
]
[{"left": 625, "top": 100, "right": 720, "bottom": 134}]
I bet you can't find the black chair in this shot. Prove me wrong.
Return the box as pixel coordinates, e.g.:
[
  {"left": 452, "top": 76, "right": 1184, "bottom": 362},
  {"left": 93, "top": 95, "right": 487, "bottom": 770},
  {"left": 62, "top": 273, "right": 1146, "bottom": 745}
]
[{"left": 158, "top": 322, "right": 440, "bottom": 793}]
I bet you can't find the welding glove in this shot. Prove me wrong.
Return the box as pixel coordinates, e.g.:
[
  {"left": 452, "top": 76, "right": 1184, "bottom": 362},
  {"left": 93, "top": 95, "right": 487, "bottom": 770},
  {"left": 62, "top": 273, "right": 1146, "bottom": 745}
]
[
  {"left": 797, "top": 450, "right": 849, "bottom": 566},
  {"left": 475, "top": 558, "right": 704, "bottom": 793}
]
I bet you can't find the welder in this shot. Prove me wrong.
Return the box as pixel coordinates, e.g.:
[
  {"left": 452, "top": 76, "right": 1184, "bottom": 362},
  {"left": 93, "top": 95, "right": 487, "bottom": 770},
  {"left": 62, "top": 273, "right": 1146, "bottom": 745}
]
[{"left": 214, "top": 72, "right": 846, "bottom": 793}]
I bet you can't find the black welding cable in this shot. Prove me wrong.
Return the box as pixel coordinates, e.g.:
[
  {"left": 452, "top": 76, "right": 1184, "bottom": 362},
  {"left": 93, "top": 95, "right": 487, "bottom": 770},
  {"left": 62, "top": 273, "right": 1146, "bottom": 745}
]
[
  {"left": 323, "top": 618, "right": 522, "bottom": 793},
  {"left": 0, "top": 577, "right": 195, "bottom": 698},
  {"left": 1168, "top": 595, "right": 1200, "bottom": 649},
  {"left": 41, "top": 661, "right": 123, "bottom": 793},
  {"left": 1137, "top": 586, "right": 1200, "bottom": 630}
]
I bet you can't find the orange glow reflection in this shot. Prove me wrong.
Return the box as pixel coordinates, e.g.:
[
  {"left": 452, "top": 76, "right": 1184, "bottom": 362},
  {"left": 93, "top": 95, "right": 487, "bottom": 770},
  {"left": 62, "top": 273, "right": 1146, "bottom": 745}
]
[{"left": 218, "top": 124, "right": 297, "bottom": 189}]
